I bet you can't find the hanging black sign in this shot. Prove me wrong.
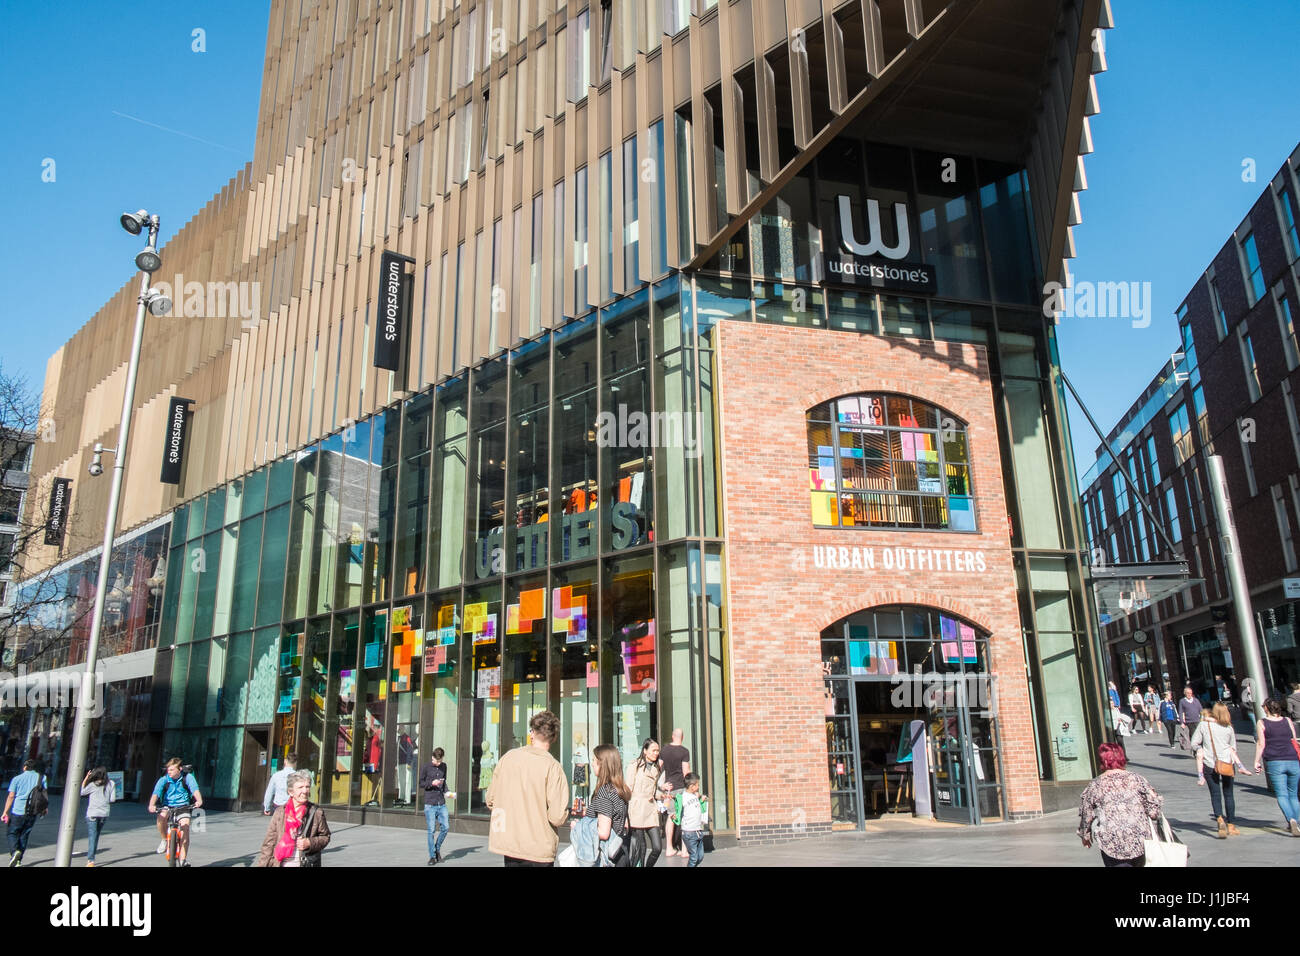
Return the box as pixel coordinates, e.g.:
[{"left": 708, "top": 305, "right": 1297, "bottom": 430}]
[
  {"left": 160, "top": 397, "right": 195, "bottom": 485},
  {"left": 373, "top": 250, "right": 415, "bottom": 371},
  {"left": 45, "top": 477, "right": 72, "bottom": 546}
]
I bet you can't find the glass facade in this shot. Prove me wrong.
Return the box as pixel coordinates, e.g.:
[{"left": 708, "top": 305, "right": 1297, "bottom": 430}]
[
  {"left": 68, "top": 135, "right": 1091, "bottom": 824},
  {"left": 3, "top": 519, "right": 169, "bottom": 791},
  {"left": 158, "top": 274, "right": 735, "bottom": 826}
]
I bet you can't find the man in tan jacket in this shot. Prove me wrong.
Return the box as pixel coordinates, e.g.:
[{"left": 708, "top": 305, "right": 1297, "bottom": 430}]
[{"left": 485, "top": 710, "right": 570, "bottom": 865}]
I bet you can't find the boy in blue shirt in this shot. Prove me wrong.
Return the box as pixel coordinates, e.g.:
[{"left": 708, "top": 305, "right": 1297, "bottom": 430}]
[
  {"left": 3, "top": 759, "right": 48, "bottom": 867},
  {"left": 148, "top": 758, "right": 203, "bottom": 865}
]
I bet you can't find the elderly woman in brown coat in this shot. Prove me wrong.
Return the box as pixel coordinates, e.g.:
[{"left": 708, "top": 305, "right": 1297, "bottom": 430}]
[{"left": 255, "top": 771, "right": 330, "bottom": 867}]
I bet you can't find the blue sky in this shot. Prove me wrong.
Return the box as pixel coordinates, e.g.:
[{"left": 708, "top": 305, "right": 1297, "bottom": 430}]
[
  {"left": 0, "top": 0, "right": 269, "bottom": 391},
  {"left": 1, "top": 0, "right": 1298, "bottom": 481},
  {"left": 1059, "top": 1, "right": 1300, "bottom": 474}
]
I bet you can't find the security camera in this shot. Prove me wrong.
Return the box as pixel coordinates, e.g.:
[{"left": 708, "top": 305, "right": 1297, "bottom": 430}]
[{"left": 88, "top": 442, "right": 110, "bottom": 477}]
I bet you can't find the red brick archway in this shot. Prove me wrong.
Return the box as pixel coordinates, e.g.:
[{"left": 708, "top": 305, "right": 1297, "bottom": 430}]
[{"left": 815, "top": 591, "right": 996, "bottom": 637}]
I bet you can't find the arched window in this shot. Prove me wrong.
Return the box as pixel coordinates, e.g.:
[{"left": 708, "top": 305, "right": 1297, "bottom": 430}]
[{"left": 807, "top": 394, "right": 975, "bottom": 531}]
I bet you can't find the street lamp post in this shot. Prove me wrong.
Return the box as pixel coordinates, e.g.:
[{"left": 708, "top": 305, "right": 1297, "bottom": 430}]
[{"left": 54, "top": 211, "right": 170, "bottom": 867}]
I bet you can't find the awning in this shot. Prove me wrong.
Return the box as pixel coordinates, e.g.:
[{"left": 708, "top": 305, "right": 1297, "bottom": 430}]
[
  {"left": 1090, "top": 562, "right": 1198, "bottom": 626},
  {"left": 0, "top": 648, "right": 156, "bottom": 710}
]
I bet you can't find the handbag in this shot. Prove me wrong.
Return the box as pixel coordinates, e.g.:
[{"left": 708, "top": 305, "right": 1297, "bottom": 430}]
[
  {"left": 296, "top": 806, "right": 322, "bottom": 867},
  {"left": 1208, "top": 727, "right": 1235, "bottom": 777},
  {"left": 1288, "top": 719, "right": 1300, "bottom": 762},
  {"left": 700, "top": 825, "right": 714, "bottom": 853},
  {"left": 1143, "top": 815, "right": 1188, "bottom": 868}
]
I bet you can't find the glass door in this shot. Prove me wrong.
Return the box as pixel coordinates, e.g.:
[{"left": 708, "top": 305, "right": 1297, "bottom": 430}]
[
  {"left": 824, "top": 678, "right": 860, "bottom": 828},
  {"left": 928, "top": 680, "right": 976, "bottom": 824}
]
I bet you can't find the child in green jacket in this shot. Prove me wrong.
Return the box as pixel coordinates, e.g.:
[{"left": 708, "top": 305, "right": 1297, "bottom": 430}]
[{"left": 672, "top": 774, "right": 709, "bottom": 867}]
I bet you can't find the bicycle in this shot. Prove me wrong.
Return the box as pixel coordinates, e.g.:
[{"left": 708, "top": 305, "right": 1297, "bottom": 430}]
[{"left": 156, "top": 803, "right": 197, "bottom": 868}]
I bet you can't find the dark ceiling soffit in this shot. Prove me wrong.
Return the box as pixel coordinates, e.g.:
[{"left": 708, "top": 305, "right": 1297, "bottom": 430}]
[
  {"left": 1041, "top": 0, "right": 1104, "bottom": 286},
  {"left": 685, "top": 0, "right": 981, "bottom": 273}
]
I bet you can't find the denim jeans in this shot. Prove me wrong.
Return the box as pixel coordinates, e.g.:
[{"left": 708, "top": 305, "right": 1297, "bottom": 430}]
[
  {"left": 1264, "top": 760, "right": 1300, "bottom": 824},
  {"left": 682, "top": 830, "right": 704, "bottom": 867},
  {"left": 86, "top": 816, "right": 107, "bottom": 863},
  {"left": 424, "top": 804, "right": 449, "bottom": 857},
  {"left": 1205, "top": 769, "right": 1236, "bottom": 822},
  {"left": 6, "top": 813, "right": 37, "bottom": 857}
]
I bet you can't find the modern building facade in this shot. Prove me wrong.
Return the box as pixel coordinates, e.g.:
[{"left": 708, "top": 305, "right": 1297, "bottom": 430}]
[
  {"left": 1081, "top": 144, "right": 1300, "bottom": 705},
  {"left": 13, "top": 0, "right": 1112, "bottom": 840}
]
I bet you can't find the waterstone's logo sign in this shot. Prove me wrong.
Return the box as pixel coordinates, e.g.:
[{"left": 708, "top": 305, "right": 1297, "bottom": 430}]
[
  {"left": 159, "top": 397, "right": 194, "bottom": 485},
  {"left": 812, "top": 545, "right": 988, "bottom": 574},
  {"left": 45, "top": 477, "right": 72, "bottom": 546},
  {"left": 373, "top": 250, "right": 415, "bottom": 371},
  {"left": 822, "top": 195, "right": 937, "bottom": 295}
]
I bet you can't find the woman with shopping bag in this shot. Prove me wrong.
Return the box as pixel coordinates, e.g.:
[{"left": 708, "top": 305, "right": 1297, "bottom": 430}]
[{"left": 1077, "top": 743, "right": 1165, "bottom": 867}]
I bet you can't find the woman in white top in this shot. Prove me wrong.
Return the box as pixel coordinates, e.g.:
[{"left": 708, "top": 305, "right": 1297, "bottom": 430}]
[
  {"left": 1127, "top": 688, "right": 1147, "bottom": 733},
  {"left": 1190, "top": 702, "right": 1253, "bottom": 838},
  {"left": 80, "top": 766, "right": 115, "bottom": 866}
]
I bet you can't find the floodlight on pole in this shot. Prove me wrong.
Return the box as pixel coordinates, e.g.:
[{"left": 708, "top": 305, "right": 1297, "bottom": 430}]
[{"left": 55, "top": 209, "right": 167, "bottom": 868}]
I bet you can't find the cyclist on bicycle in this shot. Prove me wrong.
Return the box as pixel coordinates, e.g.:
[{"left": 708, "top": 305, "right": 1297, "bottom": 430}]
[{"left": 148, "top": 757, "right": 203, "bottom": 866}]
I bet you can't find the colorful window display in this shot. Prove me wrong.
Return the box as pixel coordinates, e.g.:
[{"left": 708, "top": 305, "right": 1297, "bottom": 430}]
[{"left": 808, "top": 394, "right": 975, "bottom": 531}]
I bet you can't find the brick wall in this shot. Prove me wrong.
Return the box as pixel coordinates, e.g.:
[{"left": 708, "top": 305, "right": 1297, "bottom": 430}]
[{"left": 714, "top": 322, "right": 1043, "bottom": 840}]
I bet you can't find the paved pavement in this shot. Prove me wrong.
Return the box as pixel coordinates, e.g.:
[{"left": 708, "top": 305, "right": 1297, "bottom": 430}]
[{"left": 11, "top": 727, "right": 1298, "bottom": 867}]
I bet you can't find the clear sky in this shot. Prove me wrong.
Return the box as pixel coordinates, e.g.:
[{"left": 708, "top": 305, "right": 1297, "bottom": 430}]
[
  {"left": 0, "top": 0, "right": 270, "bottom": 392},
  {"left": 1, "top": 0, "right": 1298, "bottom": 482},
  {"left": 1058, "top": 1, "right": 1300, "bottom": 476}
]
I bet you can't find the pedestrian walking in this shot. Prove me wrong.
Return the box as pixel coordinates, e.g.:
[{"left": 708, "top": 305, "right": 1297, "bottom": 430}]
[
  {"left": 660, "top": 728, "right": 691, "bottom": 857},
  {"left": 1128, "top": 687, "right": 1148, "bottom": 733},
  {"left": 1287, "top": 683, "right": 1300, "bottom": 721},
  {"left": 80, "top": 766, "right": 115, "bottom": 867},
  {"left": 1144, "top": 685, "right": 1160, "bottom": 735},
  {"left": 1251, "top": 697, "right": 1300, "bottom": 837},
  {"left": 263, "top": 752, "right": 307, "bottom": 814},
  {"left": 484, "top": 711, "right": 570, "bottom": 866},
  {"left": 1159, "top": 692, "right": 1179, "bottom": 747},
  {"left": 627, "top": 737, "right": 669, "bottom": 867},
  {"left": 1191, "top": 702, "right": 1253, "bottom": 838},
  {"left": 1077, "top": 743, "right": 1164, "bottom": 867},
  {"left": 582, "top": 743, "right": 630, "bottom": 866},
  {"left": 255, "top": 771, "right": 331, "bottom": 866},
  {"left": 1176, "top": 686, "right": 1202, "bottom": 750},
  {"left": 673, "top": 772, "right": 710, "bottom": 868},
  {"left": 421, "top": 747, "right": 450, "bottom": 865},
  {"left": 3, "top": 758, "right": 48, "bottom": 867}
]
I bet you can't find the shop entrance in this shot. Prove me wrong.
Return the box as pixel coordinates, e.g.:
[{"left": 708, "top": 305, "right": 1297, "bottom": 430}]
[
  {"left": 238, "top": 726, "right": 270, "bottom": 807},
  {"left": 822, "top": 605, "right": 1005, "bottom": 828}
]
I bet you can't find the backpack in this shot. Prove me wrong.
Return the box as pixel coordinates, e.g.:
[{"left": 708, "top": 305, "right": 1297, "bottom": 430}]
[
  {"left": 161, "top": 772, "right": 195, "bottom": 805},
  {"left": 27, "top": 775, "right": 48, "bottom": 816}
]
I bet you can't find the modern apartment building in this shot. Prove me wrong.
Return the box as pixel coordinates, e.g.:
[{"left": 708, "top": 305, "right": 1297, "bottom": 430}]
[
  {"left": 12, "top": 0, "right": 1112, "bottom": 840},
  {"left": 1081, "top": 144, "right": 1300, "bottom": 705}
]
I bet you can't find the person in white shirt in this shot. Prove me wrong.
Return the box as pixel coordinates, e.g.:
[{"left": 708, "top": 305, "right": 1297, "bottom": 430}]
[{"left": 264, "top": 753, "right": 309, "bottom": 814}]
